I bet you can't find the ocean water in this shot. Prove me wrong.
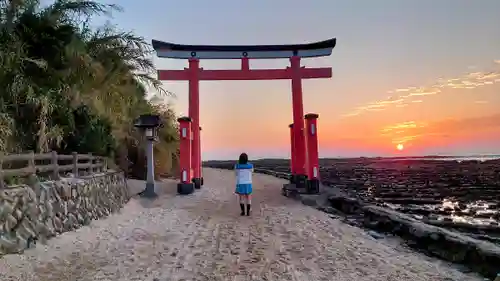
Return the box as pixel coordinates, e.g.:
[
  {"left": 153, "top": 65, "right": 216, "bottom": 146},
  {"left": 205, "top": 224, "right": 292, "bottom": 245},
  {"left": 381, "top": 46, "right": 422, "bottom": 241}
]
[{"left": 386, "top": 198, "right": 499, "bottom": 226}]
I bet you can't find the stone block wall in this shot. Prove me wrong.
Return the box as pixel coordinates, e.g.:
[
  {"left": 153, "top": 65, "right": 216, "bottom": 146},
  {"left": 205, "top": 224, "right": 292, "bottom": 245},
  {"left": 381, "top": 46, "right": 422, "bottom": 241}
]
[{"left": 0, "top": 171, "right": 129, "bottom": 256}]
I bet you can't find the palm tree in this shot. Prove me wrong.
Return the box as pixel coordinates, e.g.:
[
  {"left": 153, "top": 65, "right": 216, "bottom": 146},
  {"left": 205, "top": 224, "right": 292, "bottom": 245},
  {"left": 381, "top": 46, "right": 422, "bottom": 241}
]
[{"left": 0, "top": 0, "right": 179, "bottom": 177}]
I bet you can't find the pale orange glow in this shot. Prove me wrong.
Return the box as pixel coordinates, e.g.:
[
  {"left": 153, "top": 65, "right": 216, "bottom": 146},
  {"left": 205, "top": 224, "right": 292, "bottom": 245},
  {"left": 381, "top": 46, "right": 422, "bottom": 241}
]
[
  {"left": 166, "top": 58, "right": 500, "bottom": 159},
  {"left": 340, "top": 60, "right": 500, "bottom": 119}
]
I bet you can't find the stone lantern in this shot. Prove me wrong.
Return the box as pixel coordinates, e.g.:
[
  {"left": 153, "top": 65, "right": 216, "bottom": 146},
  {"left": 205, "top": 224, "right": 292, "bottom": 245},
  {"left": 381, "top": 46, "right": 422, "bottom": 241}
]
[{"left": 134, "top": 114, "right": 162, "bottom": 198}]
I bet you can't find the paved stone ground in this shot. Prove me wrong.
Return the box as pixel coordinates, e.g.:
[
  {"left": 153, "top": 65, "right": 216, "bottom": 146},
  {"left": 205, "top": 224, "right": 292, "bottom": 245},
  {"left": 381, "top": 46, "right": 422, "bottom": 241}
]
[{"left": 0, "top": 169, "right": 482, "bottom": 281}]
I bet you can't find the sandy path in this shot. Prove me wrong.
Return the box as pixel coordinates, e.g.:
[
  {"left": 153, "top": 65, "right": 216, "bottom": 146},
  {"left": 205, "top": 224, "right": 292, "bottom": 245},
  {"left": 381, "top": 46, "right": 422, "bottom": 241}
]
[{"left": 0, "top": 168, "right": 481, "bottom": 281}]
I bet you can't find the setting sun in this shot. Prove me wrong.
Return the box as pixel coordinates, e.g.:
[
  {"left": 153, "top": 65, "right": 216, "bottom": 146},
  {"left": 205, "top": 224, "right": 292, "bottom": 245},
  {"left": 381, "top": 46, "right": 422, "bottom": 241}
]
[{"left": 396, "top": 144, "right": 404, "bottom": 151}]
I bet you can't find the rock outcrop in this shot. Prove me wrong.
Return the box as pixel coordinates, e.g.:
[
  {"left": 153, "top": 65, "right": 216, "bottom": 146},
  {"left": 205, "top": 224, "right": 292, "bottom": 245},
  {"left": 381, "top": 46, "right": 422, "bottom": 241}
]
[{"left": 325, "top": 194, "right": 500, "bottom": 279}]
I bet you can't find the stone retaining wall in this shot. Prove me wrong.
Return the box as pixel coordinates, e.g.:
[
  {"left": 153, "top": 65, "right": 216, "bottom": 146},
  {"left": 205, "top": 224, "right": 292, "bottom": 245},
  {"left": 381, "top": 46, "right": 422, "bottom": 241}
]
[{"left": 0, "top": 171, "right": 128, "bottom": 256}]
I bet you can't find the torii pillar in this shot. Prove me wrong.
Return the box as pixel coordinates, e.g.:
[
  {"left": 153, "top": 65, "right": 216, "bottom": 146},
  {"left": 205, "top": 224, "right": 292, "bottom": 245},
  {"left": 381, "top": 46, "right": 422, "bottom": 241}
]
[
  {"left": 152, "top": 38, "right": 336, "bottom": 190},
  {"left": 188, "top": 58, "right": 202, "bottom": 189}
]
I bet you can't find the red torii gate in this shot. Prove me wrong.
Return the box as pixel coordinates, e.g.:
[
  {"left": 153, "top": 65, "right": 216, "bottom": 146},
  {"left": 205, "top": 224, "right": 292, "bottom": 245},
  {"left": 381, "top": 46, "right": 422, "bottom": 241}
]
[{"left": 152, "top": 38, "right": 336, "bottom": 194}]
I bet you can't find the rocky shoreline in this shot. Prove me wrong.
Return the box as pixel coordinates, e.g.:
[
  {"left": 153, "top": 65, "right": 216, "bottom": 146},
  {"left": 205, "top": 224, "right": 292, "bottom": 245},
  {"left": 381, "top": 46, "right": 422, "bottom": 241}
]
[
  {"left": 205, "top": 158, "right": 500, "bottom": 241},
  {"left": 204, "top": 158, "right": 500, "bottom": 279},
  {"left": 323, "top": 194, "right": 500, "bottom": 279}
]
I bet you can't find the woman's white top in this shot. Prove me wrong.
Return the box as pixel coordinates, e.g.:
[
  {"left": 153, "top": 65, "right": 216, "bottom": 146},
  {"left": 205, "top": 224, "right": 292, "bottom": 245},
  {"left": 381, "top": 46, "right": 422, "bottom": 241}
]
[{"left": 235, "top": 163, "right": 253, "bottom": 185}]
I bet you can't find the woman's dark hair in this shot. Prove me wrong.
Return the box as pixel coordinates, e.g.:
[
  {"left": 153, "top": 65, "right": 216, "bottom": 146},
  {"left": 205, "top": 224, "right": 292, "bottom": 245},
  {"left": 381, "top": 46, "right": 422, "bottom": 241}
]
[{"left": 238, "top": 153, "right": 248, "bottom": 164}]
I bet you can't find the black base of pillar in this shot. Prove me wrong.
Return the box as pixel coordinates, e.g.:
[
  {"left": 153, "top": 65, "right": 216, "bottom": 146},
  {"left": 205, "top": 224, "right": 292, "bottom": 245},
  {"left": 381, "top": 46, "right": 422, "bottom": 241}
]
[
  {"left": 294, "top": 174, "right": 308, "bottom": 190},
  {"left": 177, "top": 183, "right": 195, "bottom": 195},
  {"left": 306, "top": 179, "right": 320, "bottom": 194},
  {"left": 282, "top": 183, "right": 296, "bottom": 197},
  {"left": 139, "top": 182, "right": 158, "bottom": 198},
  {"left": 192, "top": 177, "right": 202, "bottom": 189},
  {"left": 281, "top": 174, "right": 307, "bottom": 197}
]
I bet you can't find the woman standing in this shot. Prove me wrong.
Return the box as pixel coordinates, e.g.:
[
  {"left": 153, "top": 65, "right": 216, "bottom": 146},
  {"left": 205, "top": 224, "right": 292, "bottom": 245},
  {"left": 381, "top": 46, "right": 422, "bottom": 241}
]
[{"left": 235, "top": 153, "right": 253, "bottom": 216}]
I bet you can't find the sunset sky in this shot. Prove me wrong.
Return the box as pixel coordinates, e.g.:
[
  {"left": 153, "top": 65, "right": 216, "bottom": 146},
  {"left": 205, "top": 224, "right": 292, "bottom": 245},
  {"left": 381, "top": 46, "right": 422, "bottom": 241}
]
[{"left": 95, "top": 0, "right": 500, "bottom": 159}]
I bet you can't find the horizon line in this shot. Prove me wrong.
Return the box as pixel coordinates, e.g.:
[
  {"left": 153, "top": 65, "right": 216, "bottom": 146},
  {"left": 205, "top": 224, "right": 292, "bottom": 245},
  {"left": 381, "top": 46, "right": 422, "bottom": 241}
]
[{"left": 203, "top": 153, "right": 500, "bottom": 162}]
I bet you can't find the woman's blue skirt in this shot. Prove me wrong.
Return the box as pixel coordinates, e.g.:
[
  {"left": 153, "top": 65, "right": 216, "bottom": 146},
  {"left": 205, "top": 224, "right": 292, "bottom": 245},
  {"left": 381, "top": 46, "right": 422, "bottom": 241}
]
[{"left": 235, "top": 183, "right": 253, "bottom": 195}]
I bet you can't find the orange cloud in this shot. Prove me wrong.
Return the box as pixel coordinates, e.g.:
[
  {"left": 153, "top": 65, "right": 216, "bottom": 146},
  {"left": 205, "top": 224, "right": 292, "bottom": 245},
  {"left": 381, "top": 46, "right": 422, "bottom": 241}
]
[
  {"left": 379, "top": 114, "right": 500, "bottom": 147},
  {"left": 341, "top": 60, "right": 500, "bottom": 118},
  {"left": 380, "top": 121, "right": 428, "bottom": 144}
]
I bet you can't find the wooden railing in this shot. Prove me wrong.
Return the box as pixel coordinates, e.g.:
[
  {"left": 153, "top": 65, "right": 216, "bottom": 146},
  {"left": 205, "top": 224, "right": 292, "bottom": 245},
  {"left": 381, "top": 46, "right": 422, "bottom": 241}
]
[{"left": 0, "top": 151, "right": 108, "bottom": 187}]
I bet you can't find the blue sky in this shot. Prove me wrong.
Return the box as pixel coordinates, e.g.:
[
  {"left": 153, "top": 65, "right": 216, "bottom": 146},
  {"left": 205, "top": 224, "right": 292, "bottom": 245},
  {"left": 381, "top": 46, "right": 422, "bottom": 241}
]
[{"left": 71, "top": 0, "right": 500, "bottom": 159}]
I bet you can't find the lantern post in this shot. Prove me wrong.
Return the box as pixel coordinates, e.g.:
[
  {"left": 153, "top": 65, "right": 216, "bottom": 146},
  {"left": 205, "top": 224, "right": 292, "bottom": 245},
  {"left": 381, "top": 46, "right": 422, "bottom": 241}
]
[{"left": 134, "top": 114, "right": 162, "bottom": 198}]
